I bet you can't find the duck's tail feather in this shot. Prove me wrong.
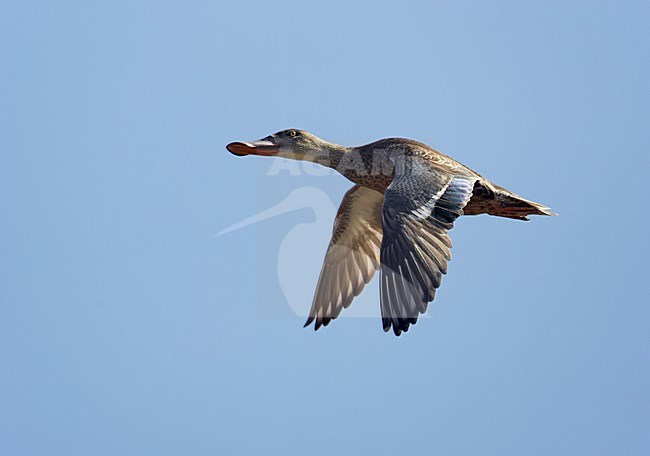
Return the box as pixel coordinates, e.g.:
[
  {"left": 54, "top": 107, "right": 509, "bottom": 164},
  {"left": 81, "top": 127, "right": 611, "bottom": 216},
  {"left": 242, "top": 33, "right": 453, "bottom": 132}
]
[
  {"left": 494, "top": 197, "right": 556, "bottom": 220},
  {"left": 491, "top": 184, "right": 556, "bottom": 220},
  {"left": 464, "top": 181, "right": 556, "bottom": 221}
]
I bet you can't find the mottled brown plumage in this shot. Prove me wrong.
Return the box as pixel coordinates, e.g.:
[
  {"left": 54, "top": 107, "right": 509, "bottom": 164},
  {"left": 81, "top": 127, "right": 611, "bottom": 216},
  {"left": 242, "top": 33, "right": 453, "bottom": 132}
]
[{"left": 227, "top": 129, "right": 555, "bottom": 335}]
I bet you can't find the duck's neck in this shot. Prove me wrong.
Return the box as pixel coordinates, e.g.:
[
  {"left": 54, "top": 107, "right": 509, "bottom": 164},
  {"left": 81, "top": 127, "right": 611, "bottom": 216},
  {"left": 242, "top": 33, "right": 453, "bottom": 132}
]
[{"left": 302, "top": 142, "right": 348, "bottom": 170}]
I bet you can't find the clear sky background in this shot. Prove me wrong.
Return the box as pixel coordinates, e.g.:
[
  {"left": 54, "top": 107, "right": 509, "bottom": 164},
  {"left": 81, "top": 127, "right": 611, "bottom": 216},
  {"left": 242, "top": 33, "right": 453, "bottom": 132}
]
[{"left": 2, "top": 1, "right": 650, "bottom": 455}]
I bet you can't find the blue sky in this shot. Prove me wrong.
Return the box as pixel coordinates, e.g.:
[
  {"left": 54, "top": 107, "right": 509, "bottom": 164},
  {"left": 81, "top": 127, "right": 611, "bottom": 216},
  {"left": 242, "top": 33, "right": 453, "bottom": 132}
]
[{"left": 2, "top": 1, "right": 649, "bottom": 455}]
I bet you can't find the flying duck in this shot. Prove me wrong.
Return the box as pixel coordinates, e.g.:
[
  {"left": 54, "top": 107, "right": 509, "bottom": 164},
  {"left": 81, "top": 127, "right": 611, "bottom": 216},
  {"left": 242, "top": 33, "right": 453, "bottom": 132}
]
[{"left": 227, "top": 129, "right": 554, "bottom": 336}]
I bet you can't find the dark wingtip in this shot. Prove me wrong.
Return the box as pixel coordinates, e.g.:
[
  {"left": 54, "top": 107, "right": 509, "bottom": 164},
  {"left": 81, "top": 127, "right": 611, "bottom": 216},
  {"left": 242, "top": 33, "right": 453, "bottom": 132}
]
[{"left": 390, "top": 318, "right": 415, "bottom": 336}]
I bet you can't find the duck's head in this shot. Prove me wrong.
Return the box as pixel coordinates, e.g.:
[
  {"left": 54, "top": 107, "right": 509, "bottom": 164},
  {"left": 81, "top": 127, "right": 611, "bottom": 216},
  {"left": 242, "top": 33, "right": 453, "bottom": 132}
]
[{"left": 227, "top": 129, "right": 329, "bottom": 161}]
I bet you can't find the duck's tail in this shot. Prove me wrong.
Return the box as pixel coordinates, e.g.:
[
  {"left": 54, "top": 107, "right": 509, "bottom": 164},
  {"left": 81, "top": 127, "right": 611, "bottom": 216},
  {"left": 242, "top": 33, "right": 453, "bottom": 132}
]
[
  {"left": 490, "top": 184, "right": 556, "bottom": 221},
  {"left": 464, "top": 181, "right": 557, "bottom": 221}
]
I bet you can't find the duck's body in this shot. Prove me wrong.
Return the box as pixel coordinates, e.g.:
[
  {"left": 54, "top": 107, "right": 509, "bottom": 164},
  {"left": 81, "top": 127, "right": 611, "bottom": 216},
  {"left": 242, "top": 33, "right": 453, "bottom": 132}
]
[{"left": 227, "top": 129, "right": 554, "bottom": 335}]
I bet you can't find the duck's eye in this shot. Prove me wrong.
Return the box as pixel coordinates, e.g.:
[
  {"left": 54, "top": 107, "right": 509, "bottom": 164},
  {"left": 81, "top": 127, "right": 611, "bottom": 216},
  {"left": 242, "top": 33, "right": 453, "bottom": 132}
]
[{"left": 288, "top": 130, "right": 297, "bottom": 138}]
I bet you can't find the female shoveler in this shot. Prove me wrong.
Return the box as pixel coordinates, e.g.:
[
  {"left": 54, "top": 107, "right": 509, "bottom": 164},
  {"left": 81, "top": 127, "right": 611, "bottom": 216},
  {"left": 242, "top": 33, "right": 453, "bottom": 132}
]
[{"left": 227, "top": 129, "right": 554, "bottom": 336}]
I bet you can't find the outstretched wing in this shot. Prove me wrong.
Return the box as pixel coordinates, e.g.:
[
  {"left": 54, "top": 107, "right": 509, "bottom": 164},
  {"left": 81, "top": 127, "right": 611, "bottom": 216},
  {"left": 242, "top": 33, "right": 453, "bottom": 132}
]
[
  {"left": 380, "top": 156, "right": 476, "bottom": 336},
  {"left": 304, "top": 185, "right": 384, "bottom": 330}
]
